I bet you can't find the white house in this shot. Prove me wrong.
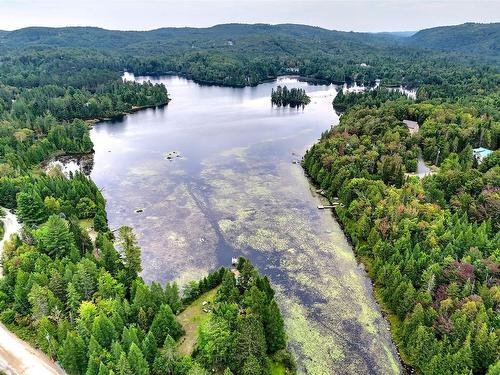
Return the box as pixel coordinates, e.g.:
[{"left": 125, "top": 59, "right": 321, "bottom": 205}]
[{"left": 473, "top": 147, "right": 493, "bottom": 163}]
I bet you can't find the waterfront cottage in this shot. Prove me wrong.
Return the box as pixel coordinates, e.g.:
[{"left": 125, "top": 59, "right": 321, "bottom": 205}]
[
  {"left": 472, "top": 147, "right": 493, "bottom": 163},
  {"left": 403, "top": 120, "right": 419, "bottom": 135}
]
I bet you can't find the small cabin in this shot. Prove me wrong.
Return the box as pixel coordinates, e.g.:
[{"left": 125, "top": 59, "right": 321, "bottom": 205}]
[
  {"left": 403, "top": 120, "right": 419, "bottom": 135},
  {"left": 473, "top": 147, "right": 493, "bottom": 164},
  {"left": 231, "top": 257, "right": 238, "bottom": 266}
]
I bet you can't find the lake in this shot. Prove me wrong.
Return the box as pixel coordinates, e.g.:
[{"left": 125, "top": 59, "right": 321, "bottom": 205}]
[{"left": 90, "top": 74, "right": 402, "bottom": 374}]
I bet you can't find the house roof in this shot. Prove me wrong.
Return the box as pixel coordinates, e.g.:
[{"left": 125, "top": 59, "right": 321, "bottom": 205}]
[
  {"left": 403, "top": 120, "right": 419, "bottom": 129},
  {"left": 403, "top": 120, "right": 419, "bottom": 134},
  {"left": 473, "top": 147, "right": 493, "bottom": 157}
]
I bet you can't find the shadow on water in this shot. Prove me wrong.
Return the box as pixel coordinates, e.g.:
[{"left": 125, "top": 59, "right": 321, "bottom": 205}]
[{"left": 89, "top": 74, "right": 403, "bottom": 375}]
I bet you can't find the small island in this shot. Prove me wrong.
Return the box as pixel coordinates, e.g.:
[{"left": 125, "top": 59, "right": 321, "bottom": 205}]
[{"left": 271, "top": 85, "right": 311, "bottom": 108}]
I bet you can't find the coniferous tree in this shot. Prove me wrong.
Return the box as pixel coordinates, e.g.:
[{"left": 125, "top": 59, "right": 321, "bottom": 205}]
[
  {"left": 97, "top": 363, "right": 110, "bottom": 375},
  {"left": 117, "top": 226, "right": 142, "bottom": 285},
  {"left": 263, "top": 299, "right": 286, "bottom": 353},
  {"left": 141, "top": 331, "right": 158, "bottom": 367},
  {"left": 35, "top": 215, "right": 75, "bottom": 258},
  {"left": 150, "top": 304, "right": 184, "bottom": 345},
  {"left": 59, "top": 332, "right": 88, "bottom": 375},
  {"left": 85, "top": 355, "right": 100, "bottom": 375},
  {"left": 16, "top": 191, "right": 48, "bottom": 225},
  {"left": 92, "top": 313, "right": 116, "bottom": 349},
  {"left": 128, "top": 343, "right": 150, "bottom": 375},
  {"left": 117, "top": 352, "right": 133, "bottom": 375}
]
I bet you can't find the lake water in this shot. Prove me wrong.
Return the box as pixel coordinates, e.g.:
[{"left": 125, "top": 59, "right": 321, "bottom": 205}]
[{"left": 90, "top": 74, "right": 402, "bottom": 374}]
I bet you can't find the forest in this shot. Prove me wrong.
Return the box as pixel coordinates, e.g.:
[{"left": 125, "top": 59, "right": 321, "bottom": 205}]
[
  {"left": 0, "top": 23, "right": 498, "bottom": 95},
  {"left": 0, "top": 21, "right": 498, "bottom": 375},
  {"left": 0, "top": 38, "right": 293, "bottom": 374},
  {"left": 304, "top": 89, "right": 499, "bottom": 374},
  {"left": 271, "top": 86, "right": 310, "bottom": 108}
]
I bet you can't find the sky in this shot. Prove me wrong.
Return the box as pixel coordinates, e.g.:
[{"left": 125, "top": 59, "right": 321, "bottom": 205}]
[{"left": 0, "top": 0, "right": 498, "bottom": 32}]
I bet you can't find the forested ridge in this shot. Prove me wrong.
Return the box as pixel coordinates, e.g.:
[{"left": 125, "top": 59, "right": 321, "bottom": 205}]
[
  {"left": 0, "top": 23, "right": 498, "bottom": 94},
  {"left": 304, "top": 86, "right": 499, "bottom": 374}
]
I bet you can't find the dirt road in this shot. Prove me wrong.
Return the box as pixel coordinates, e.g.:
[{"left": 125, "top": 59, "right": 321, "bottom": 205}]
[{"left": 0, "top": 209, "right": 66, "bottom": 375}]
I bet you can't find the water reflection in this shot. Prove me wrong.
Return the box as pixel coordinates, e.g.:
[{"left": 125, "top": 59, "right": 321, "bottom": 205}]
[{"left": 91, "top": 75, "right": 402, "bottom": 375}]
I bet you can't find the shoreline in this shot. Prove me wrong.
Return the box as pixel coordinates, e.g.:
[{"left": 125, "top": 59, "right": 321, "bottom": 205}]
[
  {"left": 302, "top": 168, "right": 416, "bottom": 375},
  {"left": 127, "top": 70, "right": 413, "bottom": 90},
  {"left": 84, "top": 101, "right": 170, "bottom": 127}
]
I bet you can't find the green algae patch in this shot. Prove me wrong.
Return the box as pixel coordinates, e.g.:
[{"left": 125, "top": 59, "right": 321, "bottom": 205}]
[
  {"left": 384, "top": 344, "right": 402, "bottom": 375},
  {"left": 235, "top": 228, "right": 289, "bottom": 253},
  {"left": 285, "top": 301, "right": 343, "bottom": 374}
]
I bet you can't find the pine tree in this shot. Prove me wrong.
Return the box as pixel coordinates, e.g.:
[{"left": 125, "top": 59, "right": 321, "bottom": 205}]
[
  {"left": 59, "top": 331, "right": 87, "bottom": 375},
  {"left": 66, "top": 282, "right": 82, "bottom": 316},
  {"left": 117, "top": 226, "right": 142, "bottom": 285},
  {"left": 97, "top": 363, "right": 110, "bottom": 375},
  {"left": 111, "top": 340, "right": 124, "bottom": 364},
  {"left": 216, "top": 270, "right": 239, "bottom": 304},
  {"left": 243, "top": 285, "right": 266, "bottom": 316},
  {"left": 165, "top": 282, "right": 181, "bottom": 313},
  {"left": 242, "top": 354, "right": 262, "bottom": 375},
  {"left": 94, "top": 208, "right": 109, "bottom": 232},
  {"left": 36, "top": 215, "right": 75, "bottom": 258},
  {"left": 122, "top": 326, "right": 140, "bottom": 352},
  {"left": 92, "top": 313, "right": 116, "bottom": 349},
  {"left": 128, "top": 343, "right": 150, "bottom": 375},
  {"left": 263, "top": 299, "right": 286, "bottom": 353},
  {"left": 117, "top": 352, "right": 133, "bottom": 375},
  {"left": 141, "top": 331, "right": 158, "bottom": 367},
  {"left": 69, "top": 216, "right": 93, "bottom": 255},
  {"left": 99, "top": 235, "right": 120, "bottom": 275},
  {"left": 234, "top": 316, "right": 267, "bottom": 371},
  {"left": 17, "top": 191, "right": 48, "bottom": 225},
  {"left": 150, "top": 304, "right": 184, "bottom": 345},
  {"left": 85, "top": 355, "right": 100, "bottom": 375}
]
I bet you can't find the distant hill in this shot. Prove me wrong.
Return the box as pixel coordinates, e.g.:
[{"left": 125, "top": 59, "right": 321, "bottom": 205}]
[
  {"left": 1, "top": 23, "right": 497, "bottom": 59},
  {"left": 0, "top": 23, "right": 393, "bottom": 52},
  {"left": 408, "top": 22, "right": 500, "bottom": 56},
  {"left": 0, "top": 22, "right": 497, "bottom": 88}
]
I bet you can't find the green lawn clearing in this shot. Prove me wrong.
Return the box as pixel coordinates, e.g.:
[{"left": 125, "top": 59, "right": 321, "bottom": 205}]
[{"left": 176, "top": 287, "right": 219, "bottom": 356}]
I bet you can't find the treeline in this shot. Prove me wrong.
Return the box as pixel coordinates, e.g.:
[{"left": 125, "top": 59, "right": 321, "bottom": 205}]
[
  {"left": 303, "top": 97, "right": 499, "bottom": 374},
  {"left": 12, "top": 80, "right": 169, "bottom": 121},
  {"left": 0, "top": 78, "right": 168, "bottom": 175},
  {"left": 332, "top": 88, "right": 411, "bottom": 112},
  {"left": 271, "top": 86, "right": 310, "bottom": 108},
  {"left": 1, "top": 24, "right": 499, "bottom": 98},
  {"left": 196, "top": 257, "right": 295, "bottom": 374}
]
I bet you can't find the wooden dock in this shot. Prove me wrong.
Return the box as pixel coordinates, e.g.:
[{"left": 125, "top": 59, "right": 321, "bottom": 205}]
[{"left": 317, "top": 203, "right": 342, "bottom": 209}]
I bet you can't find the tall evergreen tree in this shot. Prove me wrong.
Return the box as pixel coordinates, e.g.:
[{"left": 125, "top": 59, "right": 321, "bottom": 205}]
[
  {"left": 117, "top": 226, "right": 142, "bottom": 285},
  {"left": 141, "top": 331, "right": 158, "bottom": 367},
  {"left": 92, "top": 313, "right": 116, "bottom": 349},
  {"left": 35, "top": 215, "right": 75, "bottom": 258},
  {"left": 150, "top": 304, "right": 184, "bottom": 345},
  {"left": 263, "top": 299, "right": 286, "bottom": 353},
  {"left": 59, "top": 332, "right": 88, "bottom": 375},
  {"left": 16, "top": 191, "right": 48, "bottom": 225},
  {"left": 128, "top": 343, "right": 150, "bottom": 375}
]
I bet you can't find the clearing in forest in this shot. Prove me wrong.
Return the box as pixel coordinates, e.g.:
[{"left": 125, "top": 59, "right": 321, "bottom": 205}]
[{"left": 176, "top": 287, "right": 219, "bottom": 356}]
